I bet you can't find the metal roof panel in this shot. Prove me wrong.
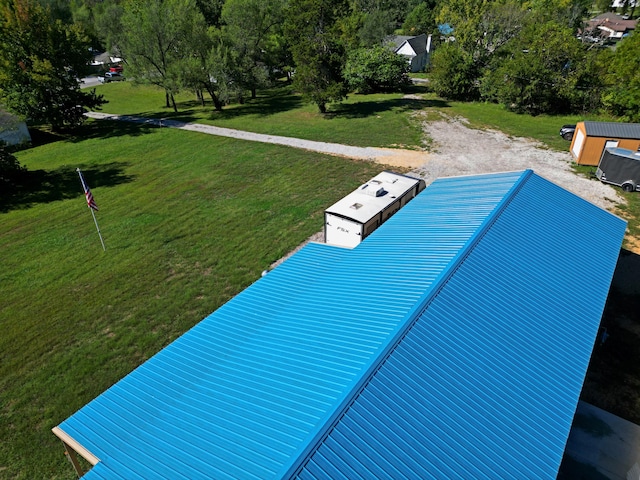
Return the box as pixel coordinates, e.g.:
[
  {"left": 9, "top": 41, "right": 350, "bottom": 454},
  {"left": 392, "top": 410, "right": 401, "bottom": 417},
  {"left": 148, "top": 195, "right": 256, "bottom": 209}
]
[
  {"left": 584, "top": 121, "right": 640, "bottom": 139},
  {"left": 295, "top": 173, "right": 626, "bottom": 479},
  {"left": 55, "top": 171, "right": 625, "bottom": 479}
]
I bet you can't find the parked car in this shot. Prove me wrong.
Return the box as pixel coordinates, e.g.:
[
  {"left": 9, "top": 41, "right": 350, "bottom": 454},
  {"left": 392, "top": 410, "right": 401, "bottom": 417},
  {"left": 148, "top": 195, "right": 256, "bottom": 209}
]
[
  {"left": 99, "top": 72, "right": 125, "bottom": 83},
  {"left": 109, "top": 65, "right": 124, "bottom": 73},
  {"left": 560, "top": 124, "right": 576, "bottom": 141}
]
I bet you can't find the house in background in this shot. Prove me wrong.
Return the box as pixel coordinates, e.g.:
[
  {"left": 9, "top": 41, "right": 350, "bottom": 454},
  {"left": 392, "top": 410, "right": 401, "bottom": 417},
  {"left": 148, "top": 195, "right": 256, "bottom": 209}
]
[
  {"left": 0, "top": 110, "right": 30, "bottom": 146},
  {"left": 588, "top": 12, "right": 637, "bottom": 41},
  {"left": 570, "top": 121, "right": 640, "bottom": 166},
  {"left": 53, "top": 170, "right": 626, "bottom": 479},
  {"left": 387, "top": 33, "right": 432, "bottom": 72},
  {"left": 89, "top": 51, "right": 123, "bottom": 72}
]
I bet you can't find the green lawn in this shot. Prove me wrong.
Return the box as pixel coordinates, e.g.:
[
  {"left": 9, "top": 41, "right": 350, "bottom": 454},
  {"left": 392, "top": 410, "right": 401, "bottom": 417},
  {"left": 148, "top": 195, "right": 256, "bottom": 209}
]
[
  {"left": 0, "top": 120, "right": 385, "bottom": 479},
  {"left": 91, "top": 81, "right": 427, "bottom": 149}
]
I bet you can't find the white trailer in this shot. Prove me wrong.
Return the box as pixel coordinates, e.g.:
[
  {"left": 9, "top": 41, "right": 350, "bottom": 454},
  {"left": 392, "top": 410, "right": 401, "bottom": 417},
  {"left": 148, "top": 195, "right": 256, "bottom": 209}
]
[{"left": 324, "top": 171, "right": 426, "bottom": 248}]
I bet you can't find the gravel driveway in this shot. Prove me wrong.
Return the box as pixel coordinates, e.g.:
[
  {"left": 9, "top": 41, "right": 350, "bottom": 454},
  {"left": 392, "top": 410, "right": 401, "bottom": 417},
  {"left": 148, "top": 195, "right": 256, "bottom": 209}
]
[{"left": 409, "top": 116, "right": 623, "bottom": 212}]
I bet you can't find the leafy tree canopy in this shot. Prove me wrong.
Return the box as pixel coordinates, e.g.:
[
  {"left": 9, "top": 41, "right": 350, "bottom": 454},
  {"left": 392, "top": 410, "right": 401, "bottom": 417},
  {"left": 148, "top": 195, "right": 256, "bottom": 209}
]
[
  {"left": 0, "top": 0, "right": 105, "bottom": 130},
  {"left": 344, "top": 45, "right": 410, "bottom": 93},
  {"left": 284, "top": 0, "right": 352, "bottom": 113},
  {"left": 602, "top": 30, "right": 640, "bottom": 121},
  {"left": 480, "top": 18, "right": 588, "bottom": 115}
]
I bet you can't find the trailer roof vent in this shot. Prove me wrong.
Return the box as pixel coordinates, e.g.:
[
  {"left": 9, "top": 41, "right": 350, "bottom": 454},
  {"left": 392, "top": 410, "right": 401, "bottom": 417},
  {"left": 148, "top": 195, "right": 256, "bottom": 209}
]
[
  {"left": 350, "top": 203, "right": 363, "bottom": 209},
  {"left": 360, "top": 182, "right": 386, "bottom": 197}
]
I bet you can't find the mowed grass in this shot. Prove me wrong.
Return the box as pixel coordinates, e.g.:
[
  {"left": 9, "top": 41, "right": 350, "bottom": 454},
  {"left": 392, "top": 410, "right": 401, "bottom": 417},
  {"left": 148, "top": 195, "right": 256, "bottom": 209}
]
[
  {"left": 0, "top": 120, "right": 385, "bottom": 479},
  {"left": 91, "top": 81, "right": 427, "bottom": 148}
]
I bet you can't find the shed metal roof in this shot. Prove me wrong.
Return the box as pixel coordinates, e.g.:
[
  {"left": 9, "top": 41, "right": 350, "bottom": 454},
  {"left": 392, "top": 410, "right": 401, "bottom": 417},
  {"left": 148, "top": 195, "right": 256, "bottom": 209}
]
[
  {"left": 55, "top": 170, "right": 626, "bottom": 479},
  {"left": 583, "top": 121, "right": 640, "bottom": 139}
]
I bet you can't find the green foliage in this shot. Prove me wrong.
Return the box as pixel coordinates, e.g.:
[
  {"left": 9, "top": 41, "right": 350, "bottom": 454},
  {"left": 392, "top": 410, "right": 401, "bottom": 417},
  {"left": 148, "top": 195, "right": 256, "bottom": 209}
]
[
  {"left": 196, "top": 0, "right": 225, "bottom": 27},
  {"left": 344, "top": 45, "right": 410, "bottom": 93},
  {"left": 602, "top": 30, "right": 640, "bottom": 122},
  {"left": 480, "top": 19, "right": 594, "bottom": 115},
  {"left": 429, "top": 42, "right": 479, "bottom": 100},
  {"left": 284, "top": 0, "right": 351, "bottom": 113},
  {"left": 358, "top": 9, "right": 395, "bottom": 46},
  {"left": 0, "top": 0, "right": 105, "bottom": 130},
  {"left": 119, "top": 0, "right": 206, "bottom": 112},
  {"left": 92, "top": 1, "right": 124, "bottom": 52},
  {"left": 221, "top": 0, "right": 285, "bottom": 99},
  {"left": 0, "top": 142, "right": 26, "bottom": 196},
  {"left": 401, "top": 1, "right": 437, "bottom": 36}
]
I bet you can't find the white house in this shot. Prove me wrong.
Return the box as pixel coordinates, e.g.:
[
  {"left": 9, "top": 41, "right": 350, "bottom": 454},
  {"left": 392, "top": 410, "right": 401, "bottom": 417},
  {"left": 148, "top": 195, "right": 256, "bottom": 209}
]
[{"left": 387, "top": 34, "right": 432, "bottom": 72}]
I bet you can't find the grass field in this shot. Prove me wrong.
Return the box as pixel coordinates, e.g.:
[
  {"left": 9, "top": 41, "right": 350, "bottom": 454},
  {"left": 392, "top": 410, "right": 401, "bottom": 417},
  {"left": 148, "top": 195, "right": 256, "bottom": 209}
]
[
  {"left": 2, "top": 81, "right": 637, "bottom": 479},
  {"left": 91, "top": 81, "right": 427, "bottom": 149}
]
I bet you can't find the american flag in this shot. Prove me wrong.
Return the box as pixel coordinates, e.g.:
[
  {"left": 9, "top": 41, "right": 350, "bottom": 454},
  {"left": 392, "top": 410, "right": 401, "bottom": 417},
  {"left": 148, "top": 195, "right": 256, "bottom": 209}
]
[{"left": 77, "top": 169, "right": 99, "bottom": 211}]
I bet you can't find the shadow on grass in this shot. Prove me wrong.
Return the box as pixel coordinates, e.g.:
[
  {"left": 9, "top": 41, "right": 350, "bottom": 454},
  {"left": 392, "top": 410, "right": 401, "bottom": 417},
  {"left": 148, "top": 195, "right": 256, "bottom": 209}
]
[
  {"left": 28, "top": 119, "right": 162, "bottom": 148},
  {"left": 70, "top": 118, "right": 162, "bottom": 142},
  {"left": 0, "top": 162, "right": 134, "bottom": 213},
  {"left": 326, "top": 95, "right": 447, "bottom": 119}
]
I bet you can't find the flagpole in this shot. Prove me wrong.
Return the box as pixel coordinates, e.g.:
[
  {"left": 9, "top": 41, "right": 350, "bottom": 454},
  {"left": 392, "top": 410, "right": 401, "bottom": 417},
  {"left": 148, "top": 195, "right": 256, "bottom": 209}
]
[
  {"left": 76, "top": 168, "right": 106, "bottom": 251},
  {"left": 90, "top": 207, "right": 106, "bottom": 251}
]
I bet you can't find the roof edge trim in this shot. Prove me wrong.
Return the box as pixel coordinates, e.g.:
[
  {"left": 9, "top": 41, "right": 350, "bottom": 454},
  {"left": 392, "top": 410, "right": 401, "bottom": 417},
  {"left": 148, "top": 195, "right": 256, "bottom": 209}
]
[
  {"left": 280, "top": 169, "right": 534, "bottom": 479},
  {"left": 52, "top": 426, "right": 100, "bottom": 466}
]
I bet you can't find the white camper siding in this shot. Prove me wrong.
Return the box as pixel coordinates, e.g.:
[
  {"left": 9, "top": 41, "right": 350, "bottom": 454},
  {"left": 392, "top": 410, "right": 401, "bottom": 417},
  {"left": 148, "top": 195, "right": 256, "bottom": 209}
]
[
  {"left": 324, "top": 171, "right": 425, "bottom": 248},
  {"left": 325, "top": 214, "right": 364, "bottom": 248}
]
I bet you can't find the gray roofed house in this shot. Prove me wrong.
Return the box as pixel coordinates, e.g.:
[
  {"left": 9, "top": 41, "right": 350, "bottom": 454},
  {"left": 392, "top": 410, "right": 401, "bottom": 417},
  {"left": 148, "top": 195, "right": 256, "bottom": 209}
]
[{"left": 387, "top": 34, "right": 431, "bottom": 73}]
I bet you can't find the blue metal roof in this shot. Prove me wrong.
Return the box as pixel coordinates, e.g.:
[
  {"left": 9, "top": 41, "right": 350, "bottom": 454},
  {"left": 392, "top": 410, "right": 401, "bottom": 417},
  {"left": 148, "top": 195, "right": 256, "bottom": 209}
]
[{"left": 55, "top": 170, "right": 626, "bottom": 479}]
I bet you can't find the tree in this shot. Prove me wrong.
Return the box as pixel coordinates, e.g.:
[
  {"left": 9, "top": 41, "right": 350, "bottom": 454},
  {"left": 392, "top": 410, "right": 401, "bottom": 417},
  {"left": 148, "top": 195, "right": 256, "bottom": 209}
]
[
  {"left": 344, "top": 45, "right": 410, "bottom": 93},
  {"left": 221, "top": 0, "right": 285, "bottom": 99},
  {"left": 602, "top": 30, "right": 640, "bottom": 122},
  {"left": 358, "top": 9, "right": 395, "bottom": 46},
  {"left": 284, "top": 0, "right": 351, "bottom": 113},
  {"left": 401, "top": 1, "right": 437, "bottom": 37},
  {"left": 92, "top": 1, "right": 125, "bottom": 53},
  {"left": 196, "top": 0, "right": 225, "bottom": 27},
  {"left": 480, "top": 19, "right": 590, "bottom": 115},
  {"left": 0, "top": 0, "right": 105, "bottom": 130},
  {"left": 429, "top": 42, "right": 479, "bottom": 100},
  {"left": 119, "top": 0, "right": 204, "bottom": 112}
]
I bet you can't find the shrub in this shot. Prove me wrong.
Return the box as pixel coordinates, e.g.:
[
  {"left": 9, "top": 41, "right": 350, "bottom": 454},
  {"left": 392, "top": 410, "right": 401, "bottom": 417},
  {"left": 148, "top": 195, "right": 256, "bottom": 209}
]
[{"left": 344, "top": 46, "right": 410, "bottom": 94}]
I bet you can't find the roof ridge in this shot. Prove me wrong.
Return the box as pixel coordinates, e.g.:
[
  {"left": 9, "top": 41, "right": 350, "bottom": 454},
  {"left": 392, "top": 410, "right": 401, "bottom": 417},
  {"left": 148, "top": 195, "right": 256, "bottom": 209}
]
[{"left": 280, "top": 169, "right": 534, "bottom": 479}]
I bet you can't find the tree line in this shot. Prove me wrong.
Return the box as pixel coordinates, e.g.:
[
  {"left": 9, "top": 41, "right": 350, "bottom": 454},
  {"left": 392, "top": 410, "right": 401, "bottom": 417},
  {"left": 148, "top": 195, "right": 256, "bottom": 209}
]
[{"left": 1, "top": 0, "right": 640, "bottom": 134}]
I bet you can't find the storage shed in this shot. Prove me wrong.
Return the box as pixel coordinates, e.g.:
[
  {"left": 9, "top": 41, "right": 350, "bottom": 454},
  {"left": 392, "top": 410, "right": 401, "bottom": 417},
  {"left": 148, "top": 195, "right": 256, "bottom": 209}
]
[
  {"left": 53, "top": 170, "right": 626, "bottom": 479},
  {"left": 571, "top": 121, "right": 640, "bottom": 166},
  {"left": 324, "top": 171, "right": 425, "bottom": 248}
]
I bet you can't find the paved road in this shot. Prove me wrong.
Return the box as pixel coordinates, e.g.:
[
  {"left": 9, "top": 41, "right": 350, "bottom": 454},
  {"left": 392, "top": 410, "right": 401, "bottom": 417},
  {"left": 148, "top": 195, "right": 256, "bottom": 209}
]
[
  {"left": 85, "top": 111, "right": 426, "bottom": 165},
  {"left": 81, "top": 76, "right": 102, "bottom": 88}
]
